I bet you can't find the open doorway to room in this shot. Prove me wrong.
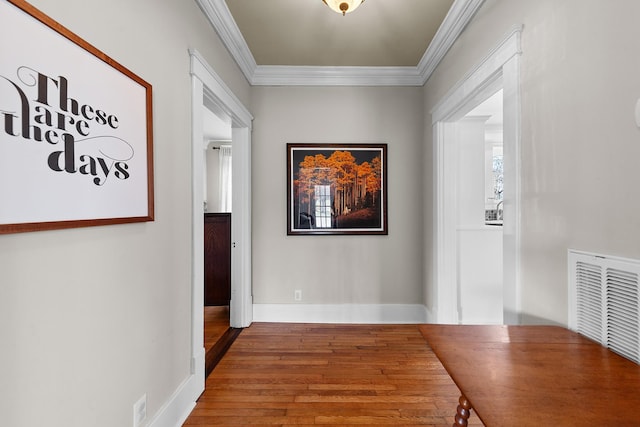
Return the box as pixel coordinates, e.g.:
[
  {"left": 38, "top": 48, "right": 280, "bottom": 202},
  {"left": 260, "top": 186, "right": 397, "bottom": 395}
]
[
  {"left": 432, "top": 27, "right": 522, "bottom": 325},
  {"left": 454, "top": 90, "right": 504, "bottom": 324},
  {"left": 189, "top": 49, "right": 253, "bottom": 388},
  {"left": 202, "top": 106, "right": 233, "bottom": 356}
]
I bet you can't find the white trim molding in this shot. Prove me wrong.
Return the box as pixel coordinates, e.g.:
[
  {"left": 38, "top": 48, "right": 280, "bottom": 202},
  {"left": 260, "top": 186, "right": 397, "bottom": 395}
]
[
  {"left": 417, "top": 0, "right": 485, "bottom": 84},
  {"left": 253, "top": 304, "right": 429, "bottom": 324},
  {"left": 164, "top": 48, "right": 254, "bottom": 427},
  {"left": 147, "top": 348, "right": 204, "bottom": 427},
  {"left": 252, "top": 65, "right": 423, "bottom": 87},
  {"left": 195, "top": 0, "right": 485, "bottom": 87},
  {"left": 190, "top": 49, "right": 253, "bottom": 128},
  {"left": 194, "top": 0, "right": 256, "bottom": 83},
  {"left": 189, "top": 48, "right": 254, "bottom": 331},
  {"left": 431, "top": 25, "right": 523, "bottom": 123}
]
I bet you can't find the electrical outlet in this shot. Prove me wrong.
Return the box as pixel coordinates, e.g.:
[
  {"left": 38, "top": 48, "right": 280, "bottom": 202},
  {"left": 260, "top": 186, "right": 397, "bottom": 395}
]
[
  {"left": 294, "top": 289, "right": 302, "bottom": 301},
  {"left": 133, "top": 394, "right": 147, "bottom": 427}
]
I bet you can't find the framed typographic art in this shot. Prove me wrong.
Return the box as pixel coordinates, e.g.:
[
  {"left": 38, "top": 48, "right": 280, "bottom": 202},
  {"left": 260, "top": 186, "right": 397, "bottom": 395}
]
[
  {"left": 287, "top": 143, "right": 388, "bottom": 236},
  {"left": 0, "top": 0, "right": 154, "bottom": 234}
]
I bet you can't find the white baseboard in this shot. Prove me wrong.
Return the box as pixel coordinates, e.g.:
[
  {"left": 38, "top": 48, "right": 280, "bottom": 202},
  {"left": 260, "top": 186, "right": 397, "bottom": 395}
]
[
  {"left": 147, "top": 347, "right": 205, "bottom": 427},
  {"left": 424, "top": 305, "right": 435, "bottom": 323},
  {"left": 253, "top": 304, "right": 428, "bottom": 324}
]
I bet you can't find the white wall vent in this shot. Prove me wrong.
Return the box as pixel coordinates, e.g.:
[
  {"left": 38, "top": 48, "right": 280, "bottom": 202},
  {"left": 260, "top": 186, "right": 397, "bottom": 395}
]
[{"left": 569, "top": 250, "right": 640, "bottom": 363}]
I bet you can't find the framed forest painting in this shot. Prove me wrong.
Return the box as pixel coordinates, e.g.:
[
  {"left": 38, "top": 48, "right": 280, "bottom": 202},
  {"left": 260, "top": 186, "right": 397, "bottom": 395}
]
[{"left": 287, "top": 143, "right": 388, "bottom": 235}]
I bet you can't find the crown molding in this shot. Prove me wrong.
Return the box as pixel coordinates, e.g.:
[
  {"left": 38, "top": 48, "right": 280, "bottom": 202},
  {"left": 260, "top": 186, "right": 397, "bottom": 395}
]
[
  {"left": 195, "top": 0, "right": 256, "bottom": 82},
  {"left": 197, "top": 0, "right": 485, "bottom": 87},
  {"left": 417, "top": 0, "right": 485, "bottom": 84},
  {"left": 252, "top": 65, "right": 423, "bottom": 86}
]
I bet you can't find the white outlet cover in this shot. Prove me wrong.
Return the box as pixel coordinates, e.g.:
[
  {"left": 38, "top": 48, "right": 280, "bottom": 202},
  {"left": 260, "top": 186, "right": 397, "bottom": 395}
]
[{"left": 635, "top": 98, "right": 640, "bottom": 128}]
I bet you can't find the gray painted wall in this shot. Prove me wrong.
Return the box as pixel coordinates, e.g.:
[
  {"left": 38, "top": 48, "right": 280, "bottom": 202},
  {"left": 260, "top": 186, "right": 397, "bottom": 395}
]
[
  {"left": 4, "top": 0, "right": 640, "bottom": 425},
  {"left": 424, "top": 0, "right": 640, "bottom": 325},
  {"left": 0, "top": 0, "right": 249, "bottom": 426},
  {"left": 251, "top": 86, "right": 425, "bottom": 305}
]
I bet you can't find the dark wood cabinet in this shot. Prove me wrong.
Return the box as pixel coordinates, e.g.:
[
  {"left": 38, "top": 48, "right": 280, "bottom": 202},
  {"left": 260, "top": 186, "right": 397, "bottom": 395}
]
[{"left": 204, "top": 213, "right": 231, "bottom": 306}]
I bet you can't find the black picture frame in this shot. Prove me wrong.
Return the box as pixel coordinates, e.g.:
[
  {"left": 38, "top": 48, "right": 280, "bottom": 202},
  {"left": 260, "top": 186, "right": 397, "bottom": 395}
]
[{"left": 287, "top": 143, "right": 388, "bottom": 235}]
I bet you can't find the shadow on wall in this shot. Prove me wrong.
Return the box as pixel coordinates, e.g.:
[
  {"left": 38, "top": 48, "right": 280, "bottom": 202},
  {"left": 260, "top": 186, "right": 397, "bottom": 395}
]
[{"left": 513, "top": 310, "right": 564, "bottom": 326}]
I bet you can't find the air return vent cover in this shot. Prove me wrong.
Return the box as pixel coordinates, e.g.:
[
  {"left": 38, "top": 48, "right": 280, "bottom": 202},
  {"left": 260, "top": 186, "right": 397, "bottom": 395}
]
[{"left": 569, "top": 250, "right": 640, "bottom": 363}]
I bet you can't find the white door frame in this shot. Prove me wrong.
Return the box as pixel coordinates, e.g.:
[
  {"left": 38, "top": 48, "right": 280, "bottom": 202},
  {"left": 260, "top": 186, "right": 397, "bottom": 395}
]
[
  {"left": 189, "top": 49, "right": 253, "bottom": 382},
  {"left": 431, "top": 26, "right": 522, "bottom": 324}
]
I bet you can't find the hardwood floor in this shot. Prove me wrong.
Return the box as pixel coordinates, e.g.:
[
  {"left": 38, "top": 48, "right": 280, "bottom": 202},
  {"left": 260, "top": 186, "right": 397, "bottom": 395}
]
[
  {"left": 204, "top": 306, "right": 230, "bottom": 352},
  {"left": 204, "top": 306, "right": 242, "bottom": 377},
  {"left": 184, "top": 323, "right": 483, "bottom": 426}
]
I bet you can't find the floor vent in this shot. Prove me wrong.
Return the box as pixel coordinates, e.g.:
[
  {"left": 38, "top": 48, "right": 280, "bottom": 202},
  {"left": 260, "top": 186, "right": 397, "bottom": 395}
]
[{"left": 569, "top": 250, "right": 640, "bottom": 363}]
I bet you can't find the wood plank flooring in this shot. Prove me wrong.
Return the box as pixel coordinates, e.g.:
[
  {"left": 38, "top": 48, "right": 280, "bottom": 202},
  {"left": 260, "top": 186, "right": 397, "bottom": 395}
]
[
  {"left": 184, "top": 323, "right": 483, "bottom": 426},
  {"left": 204, "top": 306, "right": 242, "bottom": 377},
  {"left": 204, "top": 306, "right": 231, "bottom": 352}
]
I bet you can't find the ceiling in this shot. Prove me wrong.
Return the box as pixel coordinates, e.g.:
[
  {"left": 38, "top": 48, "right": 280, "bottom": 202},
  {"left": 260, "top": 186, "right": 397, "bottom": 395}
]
[
  {"left": 196, "top": 0, "right": 485, "bottom": 86},
  {"left": 199, "top": 0, "right": 487, "bottom": 139},
  {"left": 203, "top": 107, "right": 232, "bottom": 142},
  {"left": 466, "top": 89, "right": 503, "bottom": 127},
  {"left": 225, "top": 0, "right": 454, "bottom": 67}
]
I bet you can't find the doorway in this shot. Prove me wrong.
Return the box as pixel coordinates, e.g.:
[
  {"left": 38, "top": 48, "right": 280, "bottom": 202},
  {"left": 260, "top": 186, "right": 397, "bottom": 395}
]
[
  {"left": 189, "top": 50, "right": 253, "bottom": 390},
  {"left": 455, "top": 90, "right": 504, "bottom": 324},
  {"left": 432, "top": 27, "right": 522, "bottom": 325},
  {"left": 202, "top": 108, "right": 233, "bottom": 355}
]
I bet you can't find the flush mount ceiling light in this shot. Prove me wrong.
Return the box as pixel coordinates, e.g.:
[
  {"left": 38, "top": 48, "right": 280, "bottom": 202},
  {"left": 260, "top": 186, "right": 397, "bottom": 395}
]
[{"left": 322, "top": 0, "right": 365, "bottom": 16}]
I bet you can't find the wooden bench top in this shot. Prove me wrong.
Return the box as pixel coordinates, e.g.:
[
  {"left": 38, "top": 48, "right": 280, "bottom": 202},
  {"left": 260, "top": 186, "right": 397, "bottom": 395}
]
[{"left": 419, "top": 324, "right": 640, "bottom": 426}]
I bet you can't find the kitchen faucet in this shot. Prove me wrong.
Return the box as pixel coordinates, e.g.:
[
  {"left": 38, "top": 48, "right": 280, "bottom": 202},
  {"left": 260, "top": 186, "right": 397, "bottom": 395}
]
[{"left": 496, "top": 200, "right": 504, "bottom": 221}]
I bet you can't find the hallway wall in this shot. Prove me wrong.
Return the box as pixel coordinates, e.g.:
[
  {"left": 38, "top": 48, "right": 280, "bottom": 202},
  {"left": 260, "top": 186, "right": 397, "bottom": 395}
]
[
  {"left": 423, "top": 0, "right": 640, "bottom": 325},
  {"left": 0, "top": 0, "right": 249, "bottom": 426},
  {"left": 251, "top": 86, "right": 425, "bottom": 309}
]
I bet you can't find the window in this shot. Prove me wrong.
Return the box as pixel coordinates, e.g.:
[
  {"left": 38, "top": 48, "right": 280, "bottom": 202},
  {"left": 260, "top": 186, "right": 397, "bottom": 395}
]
[
  {"left": 492, "top": 146, "right": 503, "bottom": 202},
  {"left": 314, "top": 185, "right": 332, "bottom": 228}
]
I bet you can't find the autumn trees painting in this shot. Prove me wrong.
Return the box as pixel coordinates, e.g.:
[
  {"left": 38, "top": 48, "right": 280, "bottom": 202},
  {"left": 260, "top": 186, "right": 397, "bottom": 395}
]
[{"left": 287, "top": 144, "right": 387, "bottom": 235}]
